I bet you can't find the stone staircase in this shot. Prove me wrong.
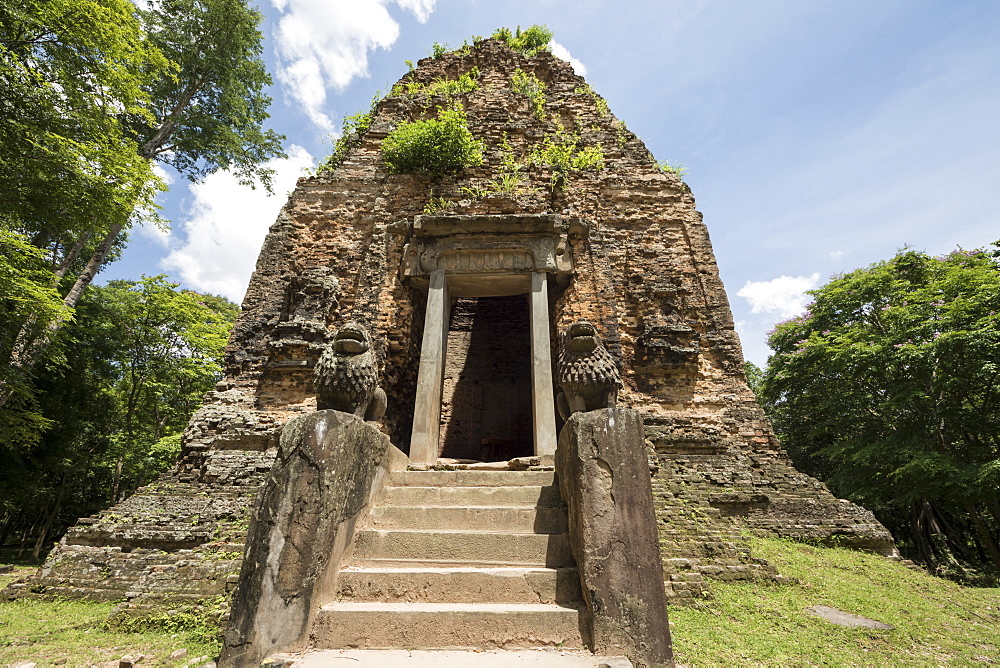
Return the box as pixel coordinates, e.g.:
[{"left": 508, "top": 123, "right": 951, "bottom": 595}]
[{"left": 311, "top": 469, "right": 586, "bottom": 649}]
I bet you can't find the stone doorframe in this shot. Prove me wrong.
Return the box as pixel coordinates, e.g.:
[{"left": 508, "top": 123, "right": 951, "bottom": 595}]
[{"left": 400, "top": 214, "right": 578, "bottom": 465}]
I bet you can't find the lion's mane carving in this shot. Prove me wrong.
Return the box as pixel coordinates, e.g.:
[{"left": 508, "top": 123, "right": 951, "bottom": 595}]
[
  {"left": 313, "top": 322, "right": 387, "bottom": 421},
  {"left": 556, "top": 320, "right": 622, "bottom": 421}
]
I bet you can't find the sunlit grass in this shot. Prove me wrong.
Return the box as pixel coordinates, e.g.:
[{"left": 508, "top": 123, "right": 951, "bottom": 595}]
[
  {"left": 670, "top": 536, "right": 1000, "bottom": 666},
  {"left": 5, "top": 543, "right": 1000, "bottom": 666},
  {"left": 0, "top": 566, "right": 220, "bottom": 666}
]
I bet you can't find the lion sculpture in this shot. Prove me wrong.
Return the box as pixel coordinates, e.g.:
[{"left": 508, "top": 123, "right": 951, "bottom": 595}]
[
  {"left": 556, "top": 320, "right": 622, "bottom": 421},
  {"left": 313, "top": 321, "right": 386, "bottom": 421}
]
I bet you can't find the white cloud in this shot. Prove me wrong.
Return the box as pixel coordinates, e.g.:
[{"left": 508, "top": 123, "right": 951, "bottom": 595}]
[
  {"left": 549, "top": 41, "right": 587, "bottom": 76},
  {"left": 161, "top": 145, "right": 314, "bottom": 303},
  {"left": 829, "top": 250, "right": 844, "bottom": 261},
  {"left": 393, "top": 0, "right": 434, "bottom": 22},
  {"left": 737, "top": 273, "right": 820, "bottom": 319},
  {"left": 270, "top": 0, "right": 437, "bottom": 132}
]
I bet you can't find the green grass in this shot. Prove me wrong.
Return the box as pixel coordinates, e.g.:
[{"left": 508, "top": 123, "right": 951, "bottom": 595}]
[
  {"left": 0, "top": 566, "right": 220, "bottom": 666},
  {"left": 670, "top": 536, "right": 1000, "bottom": 666},
  {"left": 4, "top": 540, "right": 1000, "bottom": 666}
]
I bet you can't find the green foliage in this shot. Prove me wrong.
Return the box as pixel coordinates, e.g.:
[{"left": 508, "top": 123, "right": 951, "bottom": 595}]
[
  {"left": 760, "top": 247, "right": 1000, "bottom": 577},
  {"left": 511, "top": 69, "right": 547, "bottom": 120},
  {"left": 615, "top": 120, "right": 629, "bottom": 149},
  {"left": 135, "top": 0, "right": 286, "bottom": 186},
  {"left": 392, "top": 68, "right": 480, "bottom": 101},
  {"left": 657, "top": 160, "right": 688, "bottom": 176},
  {"left": 430, "top": 41, "right": 448, "bottom": 58},
  {"left": 530, "top": 126, "right": 605, "bottom": 189},
  {"left": 0, "top": 594, "right": 220, "bottom": 664},
  {"left": 743, "top": 361, "right": 765, "bottom": 397},
  {"left": 491, "top": 25, "right": 554, "bottom": 57},
  {"left": 422, "top": 197, "right": 456, "bottom": 214},
  {"left": 0, "top": 277, "right": 237, "bottom": 557},
  {"left": 0, "top": 0, "right": 284, "bottom": 405},
  {"left": 321, "top": 95, "right": 378, "bottom": 171},
  {"left": 382, "top": 106, "right": 484, "bottom": 176},
  {"left": 0, "top": 0, "right": 167, "bottom": 270},
  {"left": 459, "top": 134, "right": 531, "bottom": 200},
  {"left": 106, "top": 595, "right": 227, "bottom": 648},
  {"left": 574, "top": 84, "right": 610, "bottom": 116},
  {"left": 671, "top": 535, "right": 1000, "bottom": 665},
  {"left": 0, "top": 231, "right": 71, "bottom": 434}
]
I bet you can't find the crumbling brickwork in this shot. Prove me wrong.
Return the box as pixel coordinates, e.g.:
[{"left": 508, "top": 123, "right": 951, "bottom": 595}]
[{"left": 11, "top": 37, "right": 892, "bottom": 608}]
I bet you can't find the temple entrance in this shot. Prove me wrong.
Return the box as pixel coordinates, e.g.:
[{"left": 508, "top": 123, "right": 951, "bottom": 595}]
[
  {"left": 404, "top": 214, "right": 573, "bottom": 465},
  {"left": 440, "top": 296, "right": 533, "bottom": 461}
]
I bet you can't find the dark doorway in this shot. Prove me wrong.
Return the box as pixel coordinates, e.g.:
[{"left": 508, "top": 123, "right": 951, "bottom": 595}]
[{"left": 439, "top": 295, "right": 533, "bottom": 461}]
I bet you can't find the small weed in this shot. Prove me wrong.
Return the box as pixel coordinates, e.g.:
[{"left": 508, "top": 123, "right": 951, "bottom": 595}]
[
  {"left": 657, "top": 160, "right": 687, "bottom": 177},
  {"left": 320, "top": 95, "right": 380, "bottom": 172},
  {"left": 615, "top": 121, "right": 629, "bottom": 150},
  {"left": 487, "top": 171, "right": 525, "bottom": 195},
  {"left": 530, "top": 125, "right": 605, "bottom": 190},
  {"left": 511, "top": 69, "right": 546, "bottom": 120},
  {"left": 574, "top": 83, "right": 609, "bottom": 116},
  {"left": 423, "top": 197, "right": 455, "bottom": 214},
  {"left": 430, "top": 42, "right": 448, "bottom": 59},
  {"left": 460, "top": 184, "right": 489, "bottom": 199}
]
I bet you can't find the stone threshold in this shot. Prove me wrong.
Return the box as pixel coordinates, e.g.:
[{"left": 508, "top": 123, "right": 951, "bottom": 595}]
[{"left": 408, "top": 456, "right": 555, "bottom": 472}]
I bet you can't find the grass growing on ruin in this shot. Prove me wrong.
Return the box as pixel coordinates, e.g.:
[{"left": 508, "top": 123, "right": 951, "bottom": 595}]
[
  {"left": 0, "top": 566, "right": 221, "bottom": 667},
  {"left": 670, "top": 536, "right": 1000, "bottom": 666}
]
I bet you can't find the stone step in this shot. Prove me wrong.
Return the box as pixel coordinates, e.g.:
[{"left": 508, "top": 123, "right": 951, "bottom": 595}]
[
  {"left": 337, "top": 566, "right": 581, "bottom": 604},
  {"left": 352, "top": 530, "right": 573, "bottom": 568},
  {"left": 382, "top": 485, "right": 563, "bottom": 508},
  {"left": 392, "top": 470, "right": 555, "bottom": 487},
  {"left": 368, "top": 505, "right": 568, "bottom": 533},
  {"left": 312, "top": 602, "right": 585, "bottom": 650}
]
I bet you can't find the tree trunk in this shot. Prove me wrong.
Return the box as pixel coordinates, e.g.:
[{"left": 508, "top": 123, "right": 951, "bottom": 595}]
[
  {"left": 112, "top": 455, "right": 124, "bottom": 504},
  {"left": 0, "top": 219, "right": 126, "bottom": 409},
  {"left": 31, "top": 474, "right": 67, "bottom": 562},
  {"left": 0, "top": 64, "right": 205, "bottom": 407},
  {"left": 963, "top": 500, "right": 1000, "bottom": 571}
]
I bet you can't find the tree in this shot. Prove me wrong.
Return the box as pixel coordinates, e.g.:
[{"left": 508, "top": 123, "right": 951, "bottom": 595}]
[
  {"left": 0, "top": 0, "right": 284, "bottom": 406},
  {"left": 743, "top": 360, "right": 764, "bottom": 397},
  {"left": 0, "top": 277, "right": 237, "bottom": 559},
  {"left": 0, "top": 0, "right": 168, "bottom": 395},
  {"left": 760, "top": 247, "right": 1000, "bottom": 580}
]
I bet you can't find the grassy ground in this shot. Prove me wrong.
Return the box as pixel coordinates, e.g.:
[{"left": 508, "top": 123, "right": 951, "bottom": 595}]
[
  {"left": 670, "top": 536, "right": 1000, "bottom": 666},
  {"left": 3, "top": 539, "right": 999, "bottom": 666},
  {"left": 0, "top": 567, "right": 221, "bottom": 667}
]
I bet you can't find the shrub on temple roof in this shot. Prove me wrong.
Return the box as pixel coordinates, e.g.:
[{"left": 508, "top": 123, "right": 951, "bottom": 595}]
[
  {"left": 492, "top": 25, "right": 553, "bottom": 57},
  {"left": 381, "top": 106, "right": 484, "bottom": 176}
]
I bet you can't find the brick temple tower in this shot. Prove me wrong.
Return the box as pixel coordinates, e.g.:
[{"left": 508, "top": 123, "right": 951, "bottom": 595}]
[{"left": 13, "top": 36, "right": 892, "bottom": 622}]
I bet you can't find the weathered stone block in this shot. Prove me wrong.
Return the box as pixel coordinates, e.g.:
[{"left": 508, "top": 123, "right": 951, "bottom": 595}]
[
  {"left": 220, "top": 410, "right": 406, "bottom": 667},
  {"left": 557, "top": 408, "right": 673, "bottom": 668}
]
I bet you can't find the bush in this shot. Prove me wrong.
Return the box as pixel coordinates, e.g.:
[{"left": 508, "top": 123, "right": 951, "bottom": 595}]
[
  {"left": 382, "top": 106, "right": 483, "bottom": 176},
  {"left": 492, "top": 25, "right": 553, "bottom": 57},
  {"left": 511, "top": 69, "right": 546, "bottom": 119}
]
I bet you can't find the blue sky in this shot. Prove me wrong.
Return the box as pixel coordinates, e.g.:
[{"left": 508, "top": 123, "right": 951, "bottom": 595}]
[{"left": 106, "top": 0, "right": 1000, "bottom": 366}]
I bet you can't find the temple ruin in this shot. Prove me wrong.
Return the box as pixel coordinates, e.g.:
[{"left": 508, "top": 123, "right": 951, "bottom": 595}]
[{"left": 7, "top": 35, "right": 894, "bottom": 661}]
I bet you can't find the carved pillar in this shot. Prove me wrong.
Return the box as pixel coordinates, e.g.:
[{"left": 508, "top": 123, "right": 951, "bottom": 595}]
[
  {"left": 410, "top": 269, "right": 449, "bottom": 464},
  {"left": 529, "top": 271, "right": 557, "bottom": 456}
]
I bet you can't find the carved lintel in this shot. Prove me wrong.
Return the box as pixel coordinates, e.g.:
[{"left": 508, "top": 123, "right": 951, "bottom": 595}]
[{"left": 401, "top": 214, "right": 574, "bottom": 279}]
